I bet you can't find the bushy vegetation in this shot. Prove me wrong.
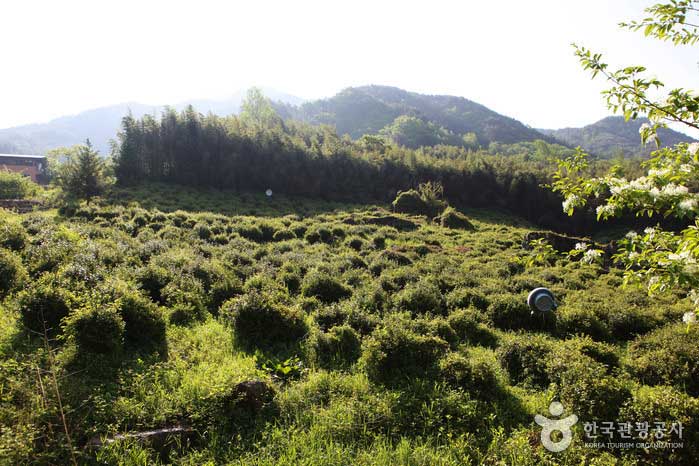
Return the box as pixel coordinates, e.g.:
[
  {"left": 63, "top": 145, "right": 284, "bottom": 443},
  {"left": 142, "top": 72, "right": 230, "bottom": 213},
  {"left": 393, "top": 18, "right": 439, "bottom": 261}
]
[
  {"left": 0, "top": 179, "right": 694, "bottom": 464},
  {"left": 0, "top": 170, "right": 38, "bottom": 199}
]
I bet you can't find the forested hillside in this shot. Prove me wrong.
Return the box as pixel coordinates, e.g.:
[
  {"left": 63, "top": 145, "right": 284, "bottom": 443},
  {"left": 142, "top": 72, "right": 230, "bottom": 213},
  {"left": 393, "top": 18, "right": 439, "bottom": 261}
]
[
  {"left": 540, "top": 116, "right": 697, "bottom": 157},
  {"left": 0, "top": 90, "right": 303, "bottom": 155},
  {"left": 276, "top": 85, "right": 557, "bottom": 147}
]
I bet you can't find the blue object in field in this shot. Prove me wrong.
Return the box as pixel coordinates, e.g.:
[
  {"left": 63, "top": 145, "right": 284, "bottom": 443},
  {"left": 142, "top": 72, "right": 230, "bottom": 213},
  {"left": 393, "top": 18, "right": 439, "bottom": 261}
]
[{"left": 527, "top": 287, "right": 557, "bottom": 313}]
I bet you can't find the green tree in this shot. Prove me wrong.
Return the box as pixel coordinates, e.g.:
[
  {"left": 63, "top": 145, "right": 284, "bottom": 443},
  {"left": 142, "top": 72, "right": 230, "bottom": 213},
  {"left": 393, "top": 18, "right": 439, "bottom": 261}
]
[
  {"left": 240, "top": 87, "right": 282, "bottom": 128},
  {"left": 552, "top": 1, "right": 699, "bottom": 319},
  {"left": 56, "top": 140, "right": 109, "bottom": 202}
]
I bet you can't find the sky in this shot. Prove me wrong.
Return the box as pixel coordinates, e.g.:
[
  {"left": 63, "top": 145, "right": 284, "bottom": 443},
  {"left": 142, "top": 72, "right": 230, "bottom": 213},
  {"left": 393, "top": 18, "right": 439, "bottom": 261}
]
[{"left": 1, "top": 0, "right": 698, "bottom": 133}]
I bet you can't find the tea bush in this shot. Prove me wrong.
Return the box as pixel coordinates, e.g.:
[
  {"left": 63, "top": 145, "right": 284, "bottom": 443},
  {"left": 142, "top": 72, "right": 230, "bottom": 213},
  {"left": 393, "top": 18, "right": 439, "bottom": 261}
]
[
  {"left": 0, "top": 249, "right": 27, "bottom": 297},
  {"left": 308, "top": 325, "right": 362, "bottom": 368},
  {"left": 17, "top": 276, "right": 74, "bottom": 335},
  {"left": 65, "top": 304, "right": 125, "bottom": 355},
  {"left": 113, "top": 289, "right": 167, "bottom": 349},
  {"left": 496, "top": 334, "right": 552, "bottom": 387},
  {"left": 222, "top": 291, "right": 308, "bottom": 350},
  {"left": 439, "top": 349, "right": 499, "bottom": 397},
  {"left": 625, "top": 323, "right": 699, "bottom": 396},
  {"left": 447, "top": 308, "right": 497, "bottom": 347},
  {"left": 619, "top": 385, "right": 699, "bottom": 464},
  {"left": 0, "top": 217, "right": 28, "bottom": 250},
  {"left": 301, "top": 271, "right": 352, "bottom": 303},
  {"left": 548, "top": 350, "right": 631, "bottom": 421},
  {"left": 439, "top": 207, "right": 475, "bottom": 230},
  {"left": 361, "top": 316, "right": 449, "bottom": 385},
  {"left": 393, "top": 280, "right": 445, "bottom": 315}
]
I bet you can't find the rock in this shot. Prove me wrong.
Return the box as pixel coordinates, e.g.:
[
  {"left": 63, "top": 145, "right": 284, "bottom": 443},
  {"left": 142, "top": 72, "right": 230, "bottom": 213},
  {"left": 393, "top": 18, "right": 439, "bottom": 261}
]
[
  {"left": 232, "top": 379, "right": 275, "bottom": 412},
  {"left": 87, "top": 426, "right": 197, "bottom": 457}
]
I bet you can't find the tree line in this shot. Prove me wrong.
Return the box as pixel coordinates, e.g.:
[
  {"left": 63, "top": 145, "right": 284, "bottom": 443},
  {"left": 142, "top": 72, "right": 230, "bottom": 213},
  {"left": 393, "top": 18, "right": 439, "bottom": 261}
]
[{"left": 110, "top": 92, "right": 620, "bottom": 234}]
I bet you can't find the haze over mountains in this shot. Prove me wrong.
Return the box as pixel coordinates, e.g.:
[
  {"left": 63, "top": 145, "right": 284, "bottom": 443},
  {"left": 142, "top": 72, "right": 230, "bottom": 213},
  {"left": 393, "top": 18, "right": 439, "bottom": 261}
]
[{"left": 0, "top": 85, "right": 694, "bottom": 157}]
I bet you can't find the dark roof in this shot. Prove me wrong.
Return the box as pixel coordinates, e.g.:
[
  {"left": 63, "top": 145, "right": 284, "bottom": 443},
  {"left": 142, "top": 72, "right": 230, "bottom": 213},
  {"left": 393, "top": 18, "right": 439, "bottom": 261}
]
[{"left": 0, "top": 153, "right": 46, "bottom": 159}]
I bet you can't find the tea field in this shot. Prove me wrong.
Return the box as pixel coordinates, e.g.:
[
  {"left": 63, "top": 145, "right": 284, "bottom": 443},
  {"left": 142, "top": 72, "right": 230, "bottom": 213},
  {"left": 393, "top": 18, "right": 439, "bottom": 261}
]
[{"left": 0, "top": 184, "right": 696, "bottom": 465}]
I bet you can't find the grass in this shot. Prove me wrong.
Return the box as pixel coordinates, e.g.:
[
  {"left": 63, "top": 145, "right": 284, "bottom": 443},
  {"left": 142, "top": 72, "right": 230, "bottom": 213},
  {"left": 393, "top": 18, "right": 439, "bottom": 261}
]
[{"left": 0, "top": 184, "right": 695, "bottom": 465}]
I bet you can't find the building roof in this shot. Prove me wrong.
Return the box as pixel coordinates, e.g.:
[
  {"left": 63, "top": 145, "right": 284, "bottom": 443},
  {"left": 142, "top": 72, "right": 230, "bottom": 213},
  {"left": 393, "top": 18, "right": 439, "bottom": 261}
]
[{"left": 0, "top": 153, "right": 46, "bottom": 159}]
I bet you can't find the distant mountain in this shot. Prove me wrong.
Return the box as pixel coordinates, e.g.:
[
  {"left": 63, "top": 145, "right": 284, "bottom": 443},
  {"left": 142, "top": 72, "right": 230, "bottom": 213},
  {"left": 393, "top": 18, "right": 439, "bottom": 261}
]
[
  {"left": 539, "top": 116, "right": 697, "bottom": 157},
  {"left": 275, "top": 85, "right": 557, "bottom": 147},
  {"left": 0, "top": 89, "right": 304, "bottom": 155}
]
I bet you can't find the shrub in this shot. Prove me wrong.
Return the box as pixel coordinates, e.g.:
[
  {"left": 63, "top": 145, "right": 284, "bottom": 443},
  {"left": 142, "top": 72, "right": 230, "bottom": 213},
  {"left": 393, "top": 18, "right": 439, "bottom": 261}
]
[
  {"left": 625, "top": 323, "right": 699, "bottom": 396},
  {"left": 65, "top": 305, "right": 125, "bottom": 354},
  {"left": 237, "top": 224, "right": 264, "bottom": 242},
  {"left": 169, "top": 302, "right": 208, "bottom": 326},
  {"left": 115, "top": 291, "right": 166, "bottom": 349},
  {"left": 439, "top": 350, "right": 499, "bottom": 397},
  {"left": 446, "top": 288, "right": 489, "bottom": 311},
  {"left": 272, "top": 229, "right": 296, "bottom": 241},
  {"left": 548, "top": 351, "right": 631, "bottom": 421},
  {"left": 222, "top": 291, "right": 308, "bottom": 350},
  {"left": 487, "top": 294, "right": 538, "bottom": 330},
  {"left": 281, "top": 271, "right": 302, "bottom": 295},
  {"left": 18, "top": 277, "right": 74, "bottom": 335},
  {"left": 439, "top": 207, "right": 475, "bottom": 230},
  {"left": 394, "top": 280, "right": 445, "bottom": 315},
  {"left": 447, "top": 308, "right": 497, "bottom": 347},
  {"left": 136, "top": 264, "right": 172, "bottom": 304},
  {"left": 619, "top": 386, "right": 699, "bottom": 464},
  {"left": 378, "top": 249, "right": 413, "bottom": 266},
  {"left": 0, "top": 218, "right": 28, "bottom": 250},
  {"left": 392, "top": 189, "right": 445, "bottom": 217},
  {"left": 0, "top": 249, "right": 27, "bottom": 297},
  {"left": 496, "top": 334, "right": 552, "bottom": 387},
  {"left": 0, "top": 171, "right": 38, "bottom": 199},
  {"left": 346, "top": 237, "right": 364, "bottom": 251},
  {"left": 310, "top": 325, "right": 362, "bottom": 368},
  {"left": 195, "top": 223, "right": 212, "bottom": 241},
  {"left": 361, "top": 317, "right": 449, "bottom": 385},
  {"left": 558, "top": 305, "right": 612, "bottom": 341},
  {"left": 562, "top": 336, "right": 619, "bottom": 369},
  {"left": 301, "top": 271, "right": 351, "bottom": 303}
]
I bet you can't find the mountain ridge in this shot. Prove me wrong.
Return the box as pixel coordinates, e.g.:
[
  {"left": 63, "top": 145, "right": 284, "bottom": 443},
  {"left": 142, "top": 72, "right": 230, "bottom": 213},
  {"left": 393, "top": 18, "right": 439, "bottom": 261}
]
[{"left": 539, "top": 116, "right": 697, "bottom": 157}]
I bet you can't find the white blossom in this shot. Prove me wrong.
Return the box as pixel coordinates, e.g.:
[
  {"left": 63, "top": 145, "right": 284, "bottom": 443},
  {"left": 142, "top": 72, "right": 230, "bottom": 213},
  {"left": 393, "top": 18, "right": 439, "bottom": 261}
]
[
  {"left": 661, "top": 183, "right": 689, "bottom": 197},
  {"left": 562, "top": 194, "right": 580, "bottom": 212},
  {"left": 689, "top": 290, "right": 699, "bottom": 306},
  {"left": 582, "top": 249, "right": 602, "bottom": 264},
  {"left": 596, "top": 204, "right": 616, "bottom": 217},
  {"left": 648, "top": 168, "right": 671, "bottom": 177},
  {"left": 680, "top": 163, "right": 694, "bottom": 173},
  {"left": 688, "top": 142, "right": 699, "bottom": 155},
  {"left": 683, "top": 311, "right": 697, "bottom": 324},
  {"left": 575, "top": 242, "right": 588, "bottom": 250},
  {"left": 625, "top": 231, "right": 639, "bottom": 240},
  {"left": 639, "top": 123, "right": 651, "bottom": 135},
  {"left": 679, "top": 197, "right": 698, "bottom": 212}
]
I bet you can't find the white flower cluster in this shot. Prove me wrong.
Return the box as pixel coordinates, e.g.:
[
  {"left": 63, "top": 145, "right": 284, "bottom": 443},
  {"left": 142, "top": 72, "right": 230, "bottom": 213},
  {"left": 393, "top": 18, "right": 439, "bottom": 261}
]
[
  {"left": 581, "top": 249, "right": 602, "bottom": 265},
  {"left": 648, "top": 167, "right": 671, "bottom": 177},
  {"left": 688, "top": 142, "right": 699, "bottom": 156},
  {"left": 562, "top": 194, "right": 580, "bottom": 212},
  {"left": 575, "top": 242, "right": 588, "bottom": 250},
  {"left": 639, "top": 123, "right": 651, "bottom": 135},
  {"left": 683, "top": 311, "right": 697, "bottom": 324},
  {"left": 664, "top": 248, "right": 698, "bottom": 274},
  {"left": 661, "top": 183, "right": 689, "bottom": 197},
  {"left": 596, "top": 204, "right": 616, "bottom": 217},
  {"left": 679, "top": 197, "right": 698, "bottom": 213}
]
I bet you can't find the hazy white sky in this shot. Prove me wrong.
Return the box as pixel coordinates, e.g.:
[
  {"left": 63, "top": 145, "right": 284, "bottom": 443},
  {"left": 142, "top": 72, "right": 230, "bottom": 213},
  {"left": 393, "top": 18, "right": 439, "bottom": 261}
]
[{"left": 1, "top": 0, "right": 698, "bottom": 131}]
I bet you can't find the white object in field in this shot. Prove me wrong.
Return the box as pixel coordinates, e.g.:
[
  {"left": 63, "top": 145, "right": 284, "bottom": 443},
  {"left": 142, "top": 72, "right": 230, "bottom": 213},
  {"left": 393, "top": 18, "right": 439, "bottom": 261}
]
[
  {"left": 265, "top": 189, "right": 273, "bottom": 197},
  {"left": 527, "top": 287, "right": 556, "bottom": 313},
  {"left": 683, "top": 311, "right": 696, "bottom": 324}
]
